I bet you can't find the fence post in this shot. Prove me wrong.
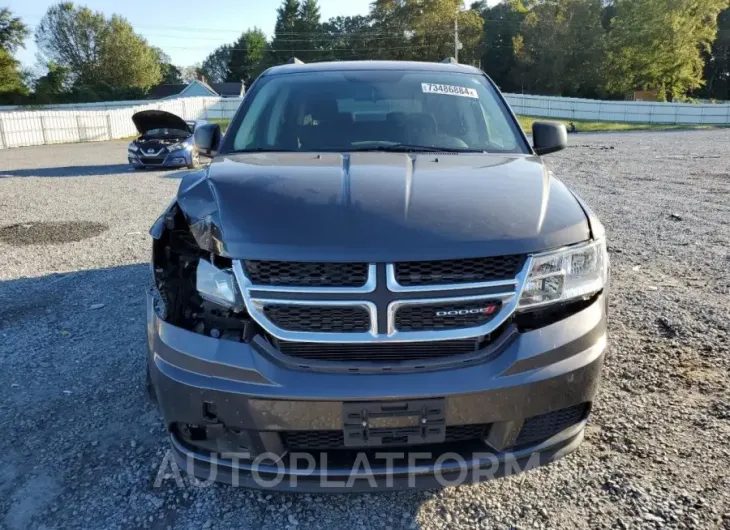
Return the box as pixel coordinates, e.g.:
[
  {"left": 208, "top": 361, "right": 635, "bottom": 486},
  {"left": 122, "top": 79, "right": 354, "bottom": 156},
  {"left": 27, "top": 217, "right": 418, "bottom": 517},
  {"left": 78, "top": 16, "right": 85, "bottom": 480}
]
[
  {"left": 182, "top": 98, "right": 188, "bottom": 119},
  {"left": 726, "top": 104, "right": 730, "bottom": 126},
  {"left": 76, "top": 115, "right": 84, "bottom": 142},
  {"left": 106, "top": 114, "right": 113, "bottom": 140},
  {"left": 40, "top": 116, "right": 48, "bottom": 145},
  {"left": 0, "top": 116, "right": 6, "bottom": 149}
]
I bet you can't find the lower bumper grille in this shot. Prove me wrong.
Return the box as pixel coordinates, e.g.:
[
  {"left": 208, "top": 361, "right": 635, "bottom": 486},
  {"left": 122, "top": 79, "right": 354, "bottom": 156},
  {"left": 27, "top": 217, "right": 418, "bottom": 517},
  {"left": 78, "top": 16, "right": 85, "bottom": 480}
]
[
  {"left": 284, "top": 424, "right": 489, "bottom": 451},
  {"left": 275, "top": 338, "right": 481, "bottom": 362},
  {"left": 513, "top": 404, "right": 588, "bottom": 447},
  {"left": 139, "top": 156, "right": 166, "bottom": 164}
]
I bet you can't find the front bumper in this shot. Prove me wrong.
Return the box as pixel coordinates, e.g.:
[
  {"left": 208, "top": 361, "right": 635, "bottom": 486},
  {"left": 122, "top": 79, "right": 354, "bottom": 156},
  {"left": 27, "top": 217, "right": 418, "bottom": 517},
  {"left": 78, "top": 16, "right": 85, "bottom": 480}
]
[
  {"left": 128, "top": 149, "right": 191, "bottom": 168},
  {"left": 148, "top": 293, "right": 607, "bottom": 491}
]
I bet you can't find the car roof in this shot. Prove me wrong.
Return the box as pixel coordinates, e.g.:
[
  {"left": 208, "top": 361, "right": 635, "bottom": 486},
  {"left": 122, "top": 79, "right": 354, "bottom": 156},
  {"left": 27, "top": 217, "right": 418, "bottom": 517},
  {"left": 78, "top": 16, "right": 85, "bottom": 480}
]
[{"left": 262, "top": 60, "right": 483, "bottom": 77}]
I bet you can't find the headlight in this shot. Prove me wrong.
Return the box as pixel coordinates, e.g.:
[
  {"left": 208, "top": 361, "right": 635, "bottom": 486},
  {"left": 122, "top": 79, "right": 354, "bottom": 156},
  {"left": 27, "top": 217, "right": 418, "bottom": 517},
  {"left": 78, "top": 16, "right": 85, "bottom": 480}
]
[
  {"left": 128, "top": 144, "right": 138, "bottom": 152},
  {"left": 519, "top": 239, "right": 607, "bottom": 309},
  {"left": 169, "top": 142, "right": 192, "bottom": 151},
  {"left": 196, "top": 259, "right": 245, "bottom": 312}
]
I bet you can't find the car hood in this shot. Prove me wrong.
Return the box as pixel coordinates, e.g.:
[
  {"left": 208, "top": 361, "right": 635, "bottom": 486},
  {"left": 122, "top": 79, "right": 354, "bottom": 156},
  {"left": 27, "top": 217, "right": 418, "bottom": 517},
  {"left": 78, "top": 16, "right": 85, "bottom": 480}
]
[
  {"left": 171, "top": 152, "right": 590, "bottom": 261},
  {"left": 131, "top": 110, "right": 190, "bottom": 135}
]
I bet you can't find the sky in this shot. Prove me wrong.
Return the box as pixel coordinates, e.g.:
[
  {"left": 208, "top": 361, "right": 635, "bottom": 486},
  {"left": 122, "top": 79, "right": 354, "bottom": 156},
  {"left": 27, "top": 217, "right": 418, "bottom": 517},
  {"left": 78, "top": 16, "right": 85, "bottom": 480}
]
[{"left": 8, "top": 0, "right": 498, "bottom": 73}]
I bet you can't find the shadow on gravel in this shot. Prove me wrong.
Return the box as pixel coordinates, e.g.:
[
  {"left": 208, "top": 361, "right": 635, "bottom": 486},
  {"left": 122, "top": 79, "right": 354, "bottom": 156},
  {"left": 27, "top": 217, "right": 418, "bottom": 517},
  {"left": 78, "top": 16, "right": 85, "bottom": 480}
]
[
  {"left": 0, "top": 264, "right": 443, "bottom": 530},
  {"left": 0, "top": 164, "right": 133, "bottom": 178}
]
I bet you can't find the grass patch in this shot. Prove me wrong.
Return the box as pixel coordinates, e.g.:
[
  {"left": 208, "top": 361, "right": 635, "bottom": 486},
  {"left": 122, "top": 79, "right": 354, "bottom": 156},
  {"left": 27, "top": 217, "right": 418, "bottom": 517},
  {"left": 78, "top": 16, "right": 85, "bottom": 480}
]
[{"left": 515, "top": 115, "right": 721, "bottom": 134}]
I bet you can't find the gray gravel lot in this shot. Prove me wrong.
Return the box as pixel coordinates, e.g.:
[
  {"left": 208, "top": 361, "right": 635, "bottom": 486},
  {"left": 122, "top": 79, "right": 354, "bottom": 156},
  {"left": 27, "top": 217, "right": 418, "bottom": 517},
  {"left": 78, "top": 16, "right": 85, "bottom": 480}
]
[{"left": 1, "top": 132, "right": 729, "bottom": 529}]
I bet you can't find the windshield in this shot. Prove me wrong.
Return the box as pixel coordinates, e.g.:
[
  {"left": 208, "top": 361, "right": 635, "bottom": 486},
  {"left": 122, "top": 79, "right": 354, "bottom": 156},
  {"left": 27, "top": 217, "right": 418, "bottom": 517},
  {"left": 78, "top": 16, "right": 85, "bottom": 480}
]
[{"left": 226, "top": 70, "right": 528, "bottom": 154}]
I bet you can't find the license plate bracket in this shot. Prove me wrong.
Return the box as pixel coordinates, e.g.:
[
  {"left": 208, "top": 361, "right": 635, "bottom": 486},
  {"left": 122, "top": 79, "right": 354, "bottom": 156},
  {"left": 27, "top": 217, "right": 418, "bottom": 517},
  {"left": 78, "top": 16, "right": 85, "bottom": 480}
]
[{"left": 342, "top": 399, "right": 445, "bottom": 448}]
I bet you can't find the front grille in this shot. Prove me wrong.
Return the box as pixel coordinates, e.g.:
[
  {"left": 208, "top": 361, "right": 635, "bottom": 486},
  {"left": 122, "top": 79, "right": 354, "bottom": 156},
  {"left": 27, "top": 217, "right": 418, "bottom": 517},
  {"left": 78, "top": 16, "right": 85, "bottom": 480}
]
[
  {"left": 395, "top": 255, "right": 525, "bottom": 286},
  {"left": 513, "top": 404, "right": 588, "bottom": 447},
  {"left": 264, "top": 305, "right": 370, "bottom": 333},
  {"left": 284, "top": 424, "right": 489, "bottom": 450},
  {"left": 394, "top": 300, "right": 502, "bottom": 332},
  {"left": 139, "top": 156, "right": 165, "bottom": 164},
  {"left": 276, "top": 338, "right": 481, "bottom": 362},
  {"left": 244, "top": 261, "right": 368, "bottom": 287}
]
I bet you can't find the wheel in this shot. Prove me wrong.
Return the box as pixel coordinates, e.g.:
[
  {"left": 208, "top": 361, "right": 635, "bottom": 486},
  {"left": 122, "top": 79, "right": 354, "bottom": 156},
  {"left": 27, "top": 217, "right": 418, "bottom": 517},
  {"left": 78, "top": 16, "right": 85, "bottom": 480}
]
[{"left": 187, "top": 149, "right": 201, "bottom": 169}]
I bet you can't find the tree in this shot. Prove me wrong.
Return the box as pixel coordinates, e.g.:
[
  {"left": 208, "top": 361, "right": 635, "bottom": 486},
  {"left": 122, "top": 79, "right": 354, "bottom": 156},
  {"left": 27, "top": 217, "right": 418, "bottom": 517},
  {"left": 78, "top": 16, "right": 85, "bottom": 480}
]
[
  {"left": 514, "top": 0, "right": 608, "bottom": 97},
  {"left": 322, "top": 15, "right": 372, "bottom": 61},
  {"left": 32, "top": 62, "right": 71, "bottom": 103},
  {"left": 35, "top": 3, "right": 162, "bottom": 97},
  {"left": 369, "top": 0, "right": 483, "bottom": 64},
  {"left": 228, "top": 29, "right": 268, "bottom": 85},
  {"left": 295, "top": 0, "right": 323, "bottom": 62},
  {"left": 0, "top": 47, "right": 28, "bottom": 103},
  {"left": 271, "top": 0, "right": 301, "bottom": 64},
  {"left": 606, "top": 0, "right": 729, "bottom": 101},
  {"left": 697, "top": 7, "right": 730, "bottom": 100},
  {"left": 181, "top": 64, "right": 202, "bottom": 83},
  {"left": 477, "top": 0, "right": 527, "bottom": 91},
  {"left": 200, "top": 44, "right": 232, "bottom": 83},
  {"left": 0, "top": 7, "right": 29, "bottom": 53},
  {"left": 153, "top": 48, "right": 183, "bottom": 84}
]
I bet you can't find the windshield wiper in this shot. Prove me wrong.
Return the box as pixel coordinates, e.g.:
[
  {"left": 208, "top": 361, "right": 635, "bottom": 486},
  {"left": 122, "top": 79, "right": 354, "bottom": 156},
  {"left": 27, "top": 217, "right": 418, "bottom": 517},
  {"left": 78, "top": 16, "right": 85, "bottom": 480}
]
[
  {"left": 229, "top": 148, "right": 299, "bottom": 153},
  {"left": 348, "top": 144, "right": 485, "bottom": 153}
]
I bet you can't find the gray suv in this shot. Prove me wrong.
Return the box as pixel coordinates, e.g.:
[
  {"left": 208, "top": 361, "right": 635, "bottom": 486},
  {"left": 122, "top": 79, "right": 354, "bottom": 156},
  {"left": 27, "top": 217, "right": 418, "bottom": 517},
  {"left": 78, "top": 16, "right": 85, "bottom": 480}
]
[{"left": 148, "top": 60, "right": 608, "bottom": 491}]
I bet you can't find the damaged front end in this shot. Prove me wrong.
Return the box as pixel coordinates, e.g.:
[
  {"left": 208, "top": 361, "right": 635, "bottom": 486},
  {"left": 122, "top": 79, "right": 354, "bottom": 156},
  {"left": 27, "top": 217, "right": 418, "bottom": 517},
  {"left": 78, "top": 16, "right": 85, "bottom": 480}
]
[{"left": 149, "top": 198, "right": 254, "bottom": 343}]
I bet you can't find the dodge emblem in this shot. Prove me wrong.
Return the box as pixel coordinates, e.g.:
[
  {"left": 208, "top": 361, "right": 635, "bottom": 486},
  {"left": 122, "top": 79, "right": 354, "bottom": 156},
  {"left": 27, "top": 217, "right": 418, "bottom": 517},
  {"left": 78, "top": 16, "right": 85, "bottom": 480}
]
[{"left": 436, "top": 305, "right": 498, "bottom": 317}]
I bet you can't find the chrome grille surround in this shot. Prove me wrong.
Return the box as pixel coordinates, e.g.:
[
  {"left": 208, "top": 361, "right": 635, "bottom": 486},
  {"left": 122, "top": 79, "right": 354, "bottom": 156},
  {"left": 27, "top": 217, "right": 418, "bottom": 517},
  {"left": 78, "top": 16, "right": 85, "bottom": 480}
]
[{"left": 232, "top": 258, "right": 532, "bottom": 344}]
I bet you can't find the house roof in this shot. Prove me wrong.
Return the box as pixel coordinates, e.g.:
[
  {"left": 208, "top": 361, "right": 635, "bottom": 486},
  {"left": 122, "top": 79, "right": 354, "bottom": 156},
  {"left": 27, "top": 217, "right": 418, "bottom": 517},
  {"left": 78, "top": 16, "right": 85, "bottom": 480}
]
[
  {"left": 146, "top": 84, "right": 188, "bottom": 99},
  {"left": 146, "top": 80, "right": 245, "bottom": 100},
  {"left": 210, "top": 82, "right": 245, "bottom": 96}
]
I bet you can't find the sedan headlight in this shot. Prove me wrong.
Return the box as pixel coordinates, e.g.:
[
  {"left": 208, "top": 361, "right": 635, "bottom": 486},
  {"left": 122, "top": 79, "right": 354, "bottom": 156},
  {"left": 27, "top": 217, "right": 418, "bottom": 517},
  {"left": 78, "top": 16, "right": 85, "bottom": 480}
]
[
  {"left": 168, "top": 142, "right": 192, "bottom": 152},
  {"left": 128, "top": 144, "right": 139, "bottom": 152},
  {"left": 519, "top": 239, "right": 607, "bottom": 309},
  {"left": 196, "top": 259, "right": 245, "bottom": 312}
]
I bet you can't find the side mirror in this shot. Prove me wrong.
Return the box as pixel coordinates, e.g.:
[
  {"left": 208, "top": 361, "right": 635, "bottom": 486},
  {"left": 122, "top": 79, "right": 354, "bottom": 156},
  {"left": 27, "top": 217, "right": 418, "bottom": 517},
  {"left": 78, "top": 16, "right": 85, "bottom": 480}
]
[
  {"left": 194, "top": 123, "right": 222, "bottom": 157},
  {"left": 532, "top": 121, "right": 567, "bottom": 156}
]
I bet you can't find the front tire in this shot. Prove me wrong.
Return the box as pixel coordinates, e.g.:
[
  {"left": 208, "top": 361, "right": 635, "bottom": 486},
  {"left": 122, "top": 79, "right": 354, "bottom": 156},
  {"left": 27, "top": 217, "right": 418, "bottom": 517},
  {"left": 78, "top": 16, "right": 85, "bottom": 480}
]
[{"left": 187, "top": 149, "right": 200, "bottom": 169}]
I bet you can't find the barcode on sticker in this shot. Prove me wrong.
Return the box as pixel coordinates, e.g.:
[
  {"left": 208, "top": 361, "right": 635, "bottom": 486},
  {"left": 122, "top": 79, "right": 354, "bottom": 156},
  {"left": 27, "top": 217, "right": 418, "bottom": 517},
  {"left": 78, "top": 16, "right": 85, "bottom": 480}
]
[{"left": 422, "top": 83, "right": 478, "bottom": 98}]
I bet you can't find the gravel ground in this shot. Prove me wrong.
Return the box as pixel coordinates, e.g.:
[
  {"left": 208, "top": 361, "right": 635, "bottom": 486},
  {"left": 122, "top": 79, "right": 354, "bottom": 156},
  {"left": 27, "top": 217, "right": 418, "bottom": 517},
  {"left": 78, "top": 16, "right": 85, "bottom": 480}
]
[{"left": 1, "top": 133, "right": 729, "bottom": 530}]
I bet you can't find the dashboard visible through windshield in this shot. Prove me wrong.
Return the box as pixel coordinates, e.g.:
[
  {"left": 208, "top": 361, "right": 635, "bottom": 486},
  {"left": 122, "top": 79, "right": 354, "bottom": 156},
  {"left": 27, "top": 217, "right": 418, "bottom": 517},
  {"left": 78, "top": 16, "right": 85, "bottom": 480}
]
[{"left": 226, "top": 69, "right": 529, "bottom": 154}]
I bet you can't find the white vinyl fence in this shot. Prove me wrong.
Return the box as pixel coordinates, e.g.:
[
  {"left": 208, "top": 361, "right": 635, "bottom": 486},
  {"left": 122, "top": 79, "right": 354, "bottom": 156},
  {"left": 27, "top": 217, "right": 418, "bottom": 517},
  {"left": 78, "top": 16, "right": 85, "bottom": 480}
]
[
  {"left": 503, "top": 94, "right": 730, "bottom": 125},
  {"left": 0, "top": 97, "right": 243, "bottom": 149},
  {"left": 2, "top": 93, "right": 730, "bottom": 149}
]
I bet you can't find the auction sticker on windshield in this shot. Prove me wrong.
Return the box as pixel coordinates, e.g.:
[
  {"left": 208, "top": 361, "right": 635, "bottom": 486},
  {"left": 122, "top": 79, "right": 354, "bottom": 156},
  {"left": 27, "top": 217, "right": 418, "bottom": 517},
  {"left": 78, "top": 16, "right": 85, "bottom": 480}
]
[{"left": 422, "top": 83, "right": 478, "bottom": 98}]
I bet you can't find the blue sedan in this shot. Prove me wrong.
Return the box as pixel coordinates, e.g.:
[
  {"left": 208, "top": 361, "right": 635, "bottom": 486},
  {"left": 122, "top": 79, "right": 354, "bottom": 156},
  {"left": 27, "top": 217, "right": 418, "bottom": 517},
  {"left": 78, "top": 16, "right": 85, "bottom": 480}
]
[{"left": 128, "top": 110, "right": 209, "bottom": 170}]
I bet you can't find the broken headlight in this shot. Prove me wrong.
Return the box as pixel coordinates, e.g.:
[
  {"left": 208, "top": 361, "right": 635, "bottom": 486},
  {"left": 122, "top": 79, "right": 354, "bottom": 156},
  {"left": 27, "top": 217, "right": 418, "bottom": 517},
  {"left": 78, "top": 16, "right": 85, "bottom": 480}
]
[
  {"left": 518, "top": 238, "right": 607, "bottom": 309},
  {"left": 196, "top": 259, "right": 245, "bottom": 312}
]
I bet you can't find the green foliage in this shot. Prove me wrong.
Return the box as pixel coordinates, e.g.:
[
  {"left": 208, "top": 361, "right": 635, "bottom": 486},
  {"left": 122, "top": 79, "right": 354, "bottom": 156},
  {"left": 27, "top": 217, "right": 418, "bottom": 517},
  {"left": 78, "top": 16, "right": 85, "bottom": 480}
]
[
  {"left": 607, "top": 0, "right": 729, "bottom": 101},
  {"left": 271, "top": 0, "right": 301, "bottom": 64},
  {"left": 294, "top": 0, "right": 323, "bottom": 63},
  {"left": 514, "top": 0, "right": 607, "bottom": 97},
  {"left": 35, "top": 3, "right": 162, "bottom": 98},
  {"left": 0, "top": 7, "right": 29, "bottom": 53},
  {"left": 200, "top": 44, "right": 233, "bottom": 83},
  {"left": 478, "top": 0, "right": 527, "bottom": 91},
  {"left": 369, "top": 0, "right": 482, "bottom": 64},
  {"left": 153, "top": 48, "right": 183, "bottom": 84},
  {"left": 0, "top": 47, "right": 28, "bottom": 103},
  {"left": 321, "top": 15, "right": 372, "bottom": 61},
  {"left": 31, "top": 62, "right": 71, "bottom": 103},
  {"left": 228, "top": 29, "right": 269, "bottom": 85},
  {"left": 696, "top": 7, "right": 730, "bottom": 100}
]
